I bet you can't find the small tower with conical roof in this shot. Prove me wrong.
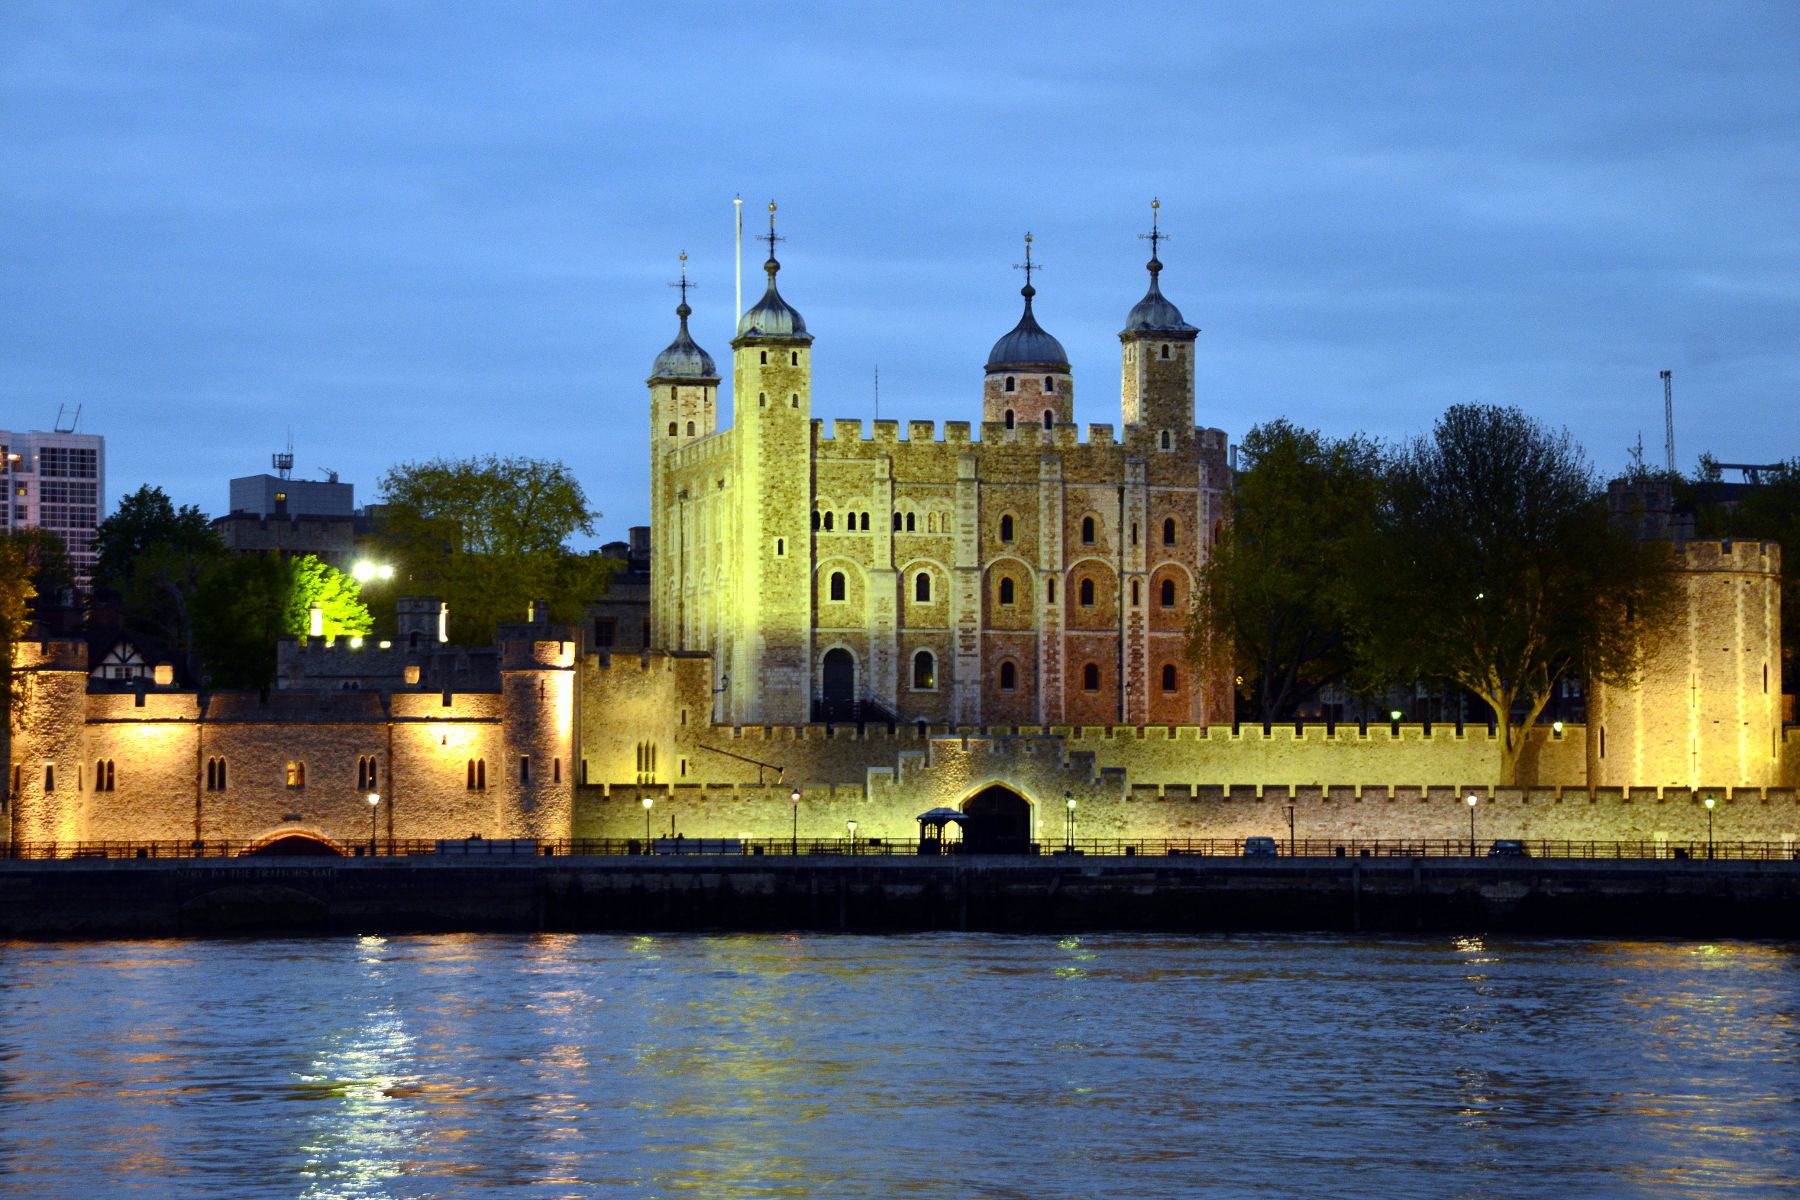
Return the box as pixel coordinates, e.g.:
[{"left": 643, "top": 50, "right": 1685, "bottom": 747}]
[
  {"left": 729, "top": 202, "right": 815, "bottom": 724},
  {"left": 983, "top": 234, "right": 1073, "bottom": 432},
  {"left": 647, "top": 253, "right": 720, "bottom": 650},
  {"left": 1119, "top": 200, "right": 1199, "bottom": 437}
]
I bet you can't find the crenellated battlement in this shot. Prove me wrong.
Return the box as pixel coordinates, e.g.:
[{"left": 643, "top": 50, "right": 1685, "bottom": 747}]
[{"left": 1681, "top": 538, "right": 1781, "bottom": 575}]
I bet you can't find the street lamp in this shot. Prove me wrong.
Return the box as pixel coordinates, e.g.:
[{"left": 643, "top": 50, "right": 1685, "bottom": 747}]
[
  {"left": 1286, "top": 803, "right": 1296, "bottom": 857},
  {"left": 1704, "top": 795, "right": 1716, "bottom": 860},
  {"left": 642, "top": 795, "right": 654, "bottom": 852},
  {"left": 366, "top": 792, "right": 380, "bottom": 856},
  {"left": 352, "top": 560, "right": 395, "bottom": 584},
  {"left": 791, "top": 788, "right": 801, "bottom": 856},
  {"left": 1066, "top": 795, "right": 1077, "bottom": 851},
  {"left": 1466, "top": 793, "right": 1479, "bottom": 858},
  {"left": 847, "top": 818, "right": 857, "bottom": 854}
]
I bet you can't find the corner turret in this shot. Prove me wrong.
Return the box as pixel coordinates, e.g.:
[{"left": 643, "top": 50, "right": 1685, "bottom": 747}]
[{"left": 1119, "top": 199, "right": 1198, "bottom": 436}]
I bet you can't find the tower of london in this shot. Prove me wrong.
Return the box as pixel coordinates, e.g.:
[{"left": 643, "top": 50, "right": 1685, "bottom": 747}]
[{"left": 650, "top": 205, "right": 1234, "bottom": 731}]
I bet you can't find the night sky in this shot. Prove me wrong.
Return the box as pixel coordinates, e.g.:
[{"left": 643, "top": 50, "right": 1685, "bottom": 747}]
[{"left": 4, "top": 3, "right": 1796, "bottom": 542}]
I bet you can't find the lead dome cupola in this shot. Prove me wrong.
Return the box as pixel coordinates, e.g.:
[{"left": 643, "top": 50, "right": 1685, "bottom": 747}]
[
  {"left": 650, "top": 253, "right": 717, "bottom": 380},
  {"left": 734, "top": 201, "right": 813, "bottom": 344},
  {"left": 1121, "top": 199, "right": 1196, "bottom": 336},
  {"left": 985, "top": 233, "right": 1069, "bottom": 372}
]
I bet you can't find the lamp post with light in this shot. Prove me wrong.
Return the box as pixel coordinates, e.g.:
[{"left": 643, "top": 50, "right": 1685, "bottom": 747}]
[
  {"left": 1286, "top": 803, "right": 1296, "bottom": 856},
  {"left": 790, "top": 788, "right": 801, "bottom": 856},
  {"left": 1466, "top": 793, "right": 1478, "bottom": 857},
  {"left": 1065, "top": 795, "right": 1077, "bottom": 851},
  {"left": 366, "top": 792, "right": 380, "bottom": 856},
  {"left": 1704, "top": 795, "right": 1716, "bottom": 860},
  {"left": 642, "top": 795, "right": 654, "bottom": 852},
  {"left": 847, "top": 819, "right": 857, "bottom": 854}
]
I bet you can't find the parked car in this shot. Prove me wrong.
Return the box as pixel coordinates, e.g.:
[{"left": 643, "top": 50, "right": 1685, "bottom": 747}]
[
  {"left": 1487, "top": 839, "right": 1529, "bottom": 858},
  {"left": 1243, "top": 836, "right": 1278, "bottom": 857}
]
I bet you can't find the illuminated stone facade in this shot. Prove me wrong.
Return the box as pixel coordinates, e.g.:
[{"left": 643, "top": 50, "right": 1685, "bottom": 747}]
[{"left": 650, "top": 220, "right": 1234, "bottom": 730}]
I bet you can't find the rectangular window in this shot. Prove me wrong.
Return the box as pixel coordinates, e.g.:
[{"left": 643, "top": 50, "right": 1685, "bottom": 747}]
[
  {"left": 593, "top": 619, "right": 617, "bottom": 648},
  {"left": 286, "top": 761, "right": 305, "bottom": 788},
  {"left": 520, "top": 755, "right": 531, "bottom": 784}
]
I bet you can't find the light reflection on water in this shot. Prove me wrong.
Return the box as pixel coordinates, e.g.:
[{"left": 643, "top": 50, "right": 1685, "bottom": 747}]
[{"left": 0, "top": 934, "right": 1794, "bottom": 1198}]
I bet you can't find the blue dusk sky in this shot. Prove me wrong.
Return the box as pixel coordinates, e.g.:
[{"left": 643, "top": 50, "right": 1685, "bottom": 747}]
[{"left": 3, "top": 3, "right": 1796, "bottom": 540}]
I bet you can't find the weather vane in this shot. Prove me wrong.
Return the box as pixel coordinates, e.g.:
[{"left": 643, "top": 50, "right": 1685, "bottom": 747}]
[
  {"left": 763, "top": 200, "right": 784, "bottom": 262},
  {"left": 668, "top": 250, "right": 695, "bottom": 307},
  {"left": 1139, "top": 197, "right": 1167, "bottom": 264},
  {"left": 1013, "top": 231, "right": 1039, "bottom": 290}
]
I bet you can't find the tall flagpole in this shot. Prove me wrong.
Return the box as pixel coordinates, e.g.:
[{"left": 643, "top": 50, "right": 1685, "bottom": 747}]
[{"left": 733, "top": 194, "right": 743, "bottom": 325}]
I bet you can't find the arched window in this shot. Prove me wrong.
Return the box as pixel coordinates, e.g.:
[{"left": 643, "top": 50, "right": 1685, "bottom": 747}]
[
  {"left": 668, "top": 422, "right": 677, "bottom": 436},
  {"left": 1044, "top": 377, "right": 1056, "bottom": 392},
  {"left": 830, "top": 572, "right": 846, "bottom": 602},
  {"left": 760, "top": 351, "right": 768, "bottom": 364},
  {"left": 906, "top": 512, "right": 916, "bottom": 532},
  {"left": 1130, "top": 580, "right": 1140, "bottom": 606},
  {"left": 1081, "top": 516, "right": 1096, "bottom": 544},
  {"left": 1079, "top": 578, "right": 1095, "bottom": 606},
  {"left": 686, "top": 421, "right": 695, "bottom": 436},
  {"left": 915, "top": 572, "right": 932, "bottom": 603},
  {"left": 860, "top": 513, "right": 870, "bottom": 531},
  {"left": 812, "top": 511, "right": 821, "bottom": 531},
  {"left": 893, "top": 512, "right": 902, "bottom": 531},
  {"left": 759, "top": 392, "right": 766, "bottom": 407},
  {"left": 1043, "top": 410, "right": 1055, "bottom": 429},
  {"left": 791, "top": 350, "right": 799, "bottom": 365},
  {"left": 999, "top": 514, "right": 1014, "bottom": 542},
  {"left": 1160, "top": 344, "right": 1170, "bottom": 359},
  {"left": 357, "top": 755, "right": 379, "bottom": 789},
  {"left": 1160, "top": 430, "right": 1171, "bottom": 450},
  {"left": 1082, "top": 663, "right": 1100, "bottom": 691},
  {"left": 94, "top": 759, "right": 115, "bottom": 792},
  {"left": 1000, "top": 661, "right": 1017, "bottom": 691},
  {"left": 912, "top": 650, "right": 935, "bottom": 689},
  {"left": 824, "top": 512, "right": 834, "bottom": 532},
  {"left": 1161, "top": 578, "right": 1177, "bottom": 607},
  {"left": 1046, "top": 578, "right": 1056, "bottom": 603},
  {"left": 1005, "top": 376, "right": 1016, "bottom": 393},
  {"left": 843, "top": 511, "right": 853, "bottom": 529},
  {"left": 791, "top": 394, "right": 798, "bottom": 407},
  {"left": 998, "top": 577, "right": 1015, "bottom": 605},
  {"left": 286, "top": 760, "right": 305, "bottom": 788},
  {"left": 670, "top": 387, "right": 677, "bottom": 400},
  {"left": 1004, "top": 409, "right": 1015, "bottom": 429},
  {"left": 1161, "top": 664, "right": 1178, "bottom": 692},
  {"left": 1163, "top": 517, "right": 1177, "bottom": 545},
  {"left": 206, "top": 757, "right": 227, "bottom": 791}
]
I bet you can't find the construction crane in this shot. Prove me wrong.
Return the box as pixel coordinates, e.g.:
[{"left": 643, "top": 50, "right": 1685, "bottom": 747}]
[{"left": 1660, "top": 370, "right": 1675, "bottom": 476}]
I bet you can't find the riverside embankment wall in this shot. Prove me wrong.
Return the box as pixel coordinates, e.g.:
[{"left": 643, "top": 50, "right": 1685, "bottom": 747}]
[{"left": 3, "top": 857, "right": 1798, "bottom": 939}]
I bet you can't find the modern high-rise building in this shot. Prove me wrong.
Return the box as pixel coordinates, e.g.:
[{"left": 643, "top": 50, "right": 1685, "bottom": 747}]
[{"left": 0, "top": 427, "right": 106, "bottom": 590}]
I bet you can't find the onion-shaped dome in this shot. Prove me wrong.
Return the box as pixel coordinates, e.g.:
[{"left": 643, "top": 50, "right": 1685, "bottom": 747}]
[
  {"left": 650, "top": 299, "right": 717, "bottom": 379},
  {"left": 985, "top": 282, "right": 1069, "bottom": 371},
  {"left": 1122, "top": 256, "right": 1197, "bottom": 335},
  {"left": 735, "top": 257, "right": 812, "bottom": 343}
]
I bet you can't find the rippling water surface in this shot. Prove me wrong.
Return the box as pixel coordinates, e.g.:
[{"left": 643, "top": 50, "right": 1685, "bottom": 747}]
[{"left": 0, "top": 933, "right": 1796, "bottom": 1198}]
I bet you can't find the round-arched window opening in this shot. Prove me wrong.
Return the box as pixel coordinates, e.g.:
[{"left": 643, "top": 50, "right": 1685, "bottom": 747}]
[
  {"left": 830, "top": 572, "right": 846, "bottom": 602},
  {"left": 912, "top": 650, "right": 936, "bottom": 689}
]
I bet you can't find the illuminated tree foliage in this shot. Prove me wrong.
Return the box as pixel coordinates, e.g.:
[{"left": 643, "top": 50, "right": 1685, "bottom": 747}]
[
  {"left": 0, "top": 537, "right": 38, "bottom": 726},
  {"left": 1350, "top": 404, "right": 1678, "bottom": 785},
  {"left": 372, "top": 455, "right": 613, "bottom": 644},
  {"left": 1189, "top": 420, "right": 1381, "bottom": 722},
  {"left": 191, "top": 553, "right": 371, "bottom": 690}
]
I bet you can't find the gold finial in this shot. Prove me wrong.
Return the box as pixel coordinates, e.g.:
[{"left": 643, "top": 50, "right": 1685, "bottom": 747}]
[
  {"left": 1152, "top": 197, "right": 1159, "bottom": 211},
  {"left": 769, "top": 200, "right": 777, "bottom": 214}
]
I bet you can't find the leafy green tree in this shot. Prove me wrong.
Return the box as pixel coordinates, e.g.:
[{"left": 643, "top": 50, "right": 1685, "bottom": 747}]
[
  {"left": 0, "top": 537, "right": 37, "bottom": 726},
  {"left": 3, "top": 529, "right": 74, "bottom": 625},
  {"left": 370, "top": 455, "right": 613, "bottom": 644},
  {"left": 191, "top": 554, "right": 371, "bottom": 690},
  {"left": 1350, "top": 404, "right": 1679, "bottom": 785},
  {"left": 1189, "top": 420, "right": 1382, "bottom": 721},
  {"left": 94, "top": 485, "right": 225, "bottom": 680}
]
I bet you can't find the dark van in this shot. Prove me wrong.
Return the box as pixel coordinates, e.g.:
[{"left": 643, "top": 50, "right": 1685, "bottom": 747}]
[
  {"left": 1487, "top": 839, "right": 1529, "bottom": 858},
  {"left": 1243, "top": 836, "right": 1278, "bottom": 857}
]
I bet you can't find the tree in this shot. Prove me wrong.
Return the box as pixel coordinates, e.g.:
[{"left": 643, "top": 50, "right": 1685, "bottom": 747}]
[
  {"left": 371, "top": 455, "right": 613, "bottom": 644},
  {"left": 3, "top": 529, "right": 75, "bottom": 626},
  {"left": 94, "top": 485, "right": 225, "bottom": 681},
  {"left": 191, "top": 554, "right": 371, "bottom": 690},
  {"left": 1349, "top": 404, "right": 1678, "bottom": 785},
  {"left": 0, "top": 537, "right": 37, "bottom": 727},
  {"left": 1189, "top": 420, "right": 1382, "bottom": 721}
]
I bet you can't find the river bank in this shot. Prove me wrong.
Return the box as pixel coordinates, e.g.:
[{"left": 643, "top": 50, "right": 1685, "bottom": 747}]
[{"left": 3, "top": 855, "right": 1798, "bottom": 939}]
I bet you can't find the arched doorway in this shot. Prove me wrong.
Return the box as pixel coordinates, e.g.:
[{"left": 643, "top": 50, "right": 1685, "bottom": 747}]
[
  {"left": 243, "top": 833, "right": 344, "bottom": 857},
  {"left": 819, "top": 648, "right": 855, "bottom": 722},
  {"left": 962, "top": 785, "right": 1032, "bottom": 855}
]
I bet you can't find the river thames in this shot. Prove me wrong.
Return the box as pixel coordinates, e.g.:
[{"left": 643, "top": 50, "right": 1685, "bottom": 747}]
[{"left": 0, "top": 933, "right": 1794, "bottom": 1198}]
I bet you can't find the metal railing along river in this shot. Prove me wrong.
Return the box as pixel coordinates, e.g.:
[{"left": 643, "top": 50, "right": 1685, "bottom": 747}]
[{"left": 5, "top": 837, "right": 1797, "bottom": 862}]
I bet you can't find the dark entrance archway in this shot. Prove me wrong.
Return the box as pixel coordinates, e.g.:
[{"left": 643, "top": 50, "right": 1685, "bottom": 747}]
[
  {"left": 243, "top": 833, "right": 344, "bottom": 857},
  {"left": 818, "top": 648, "right": 855, "bottom": 722},
  {"left": 962, "top": 785, "right": 1033, "bottom": 855}
]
